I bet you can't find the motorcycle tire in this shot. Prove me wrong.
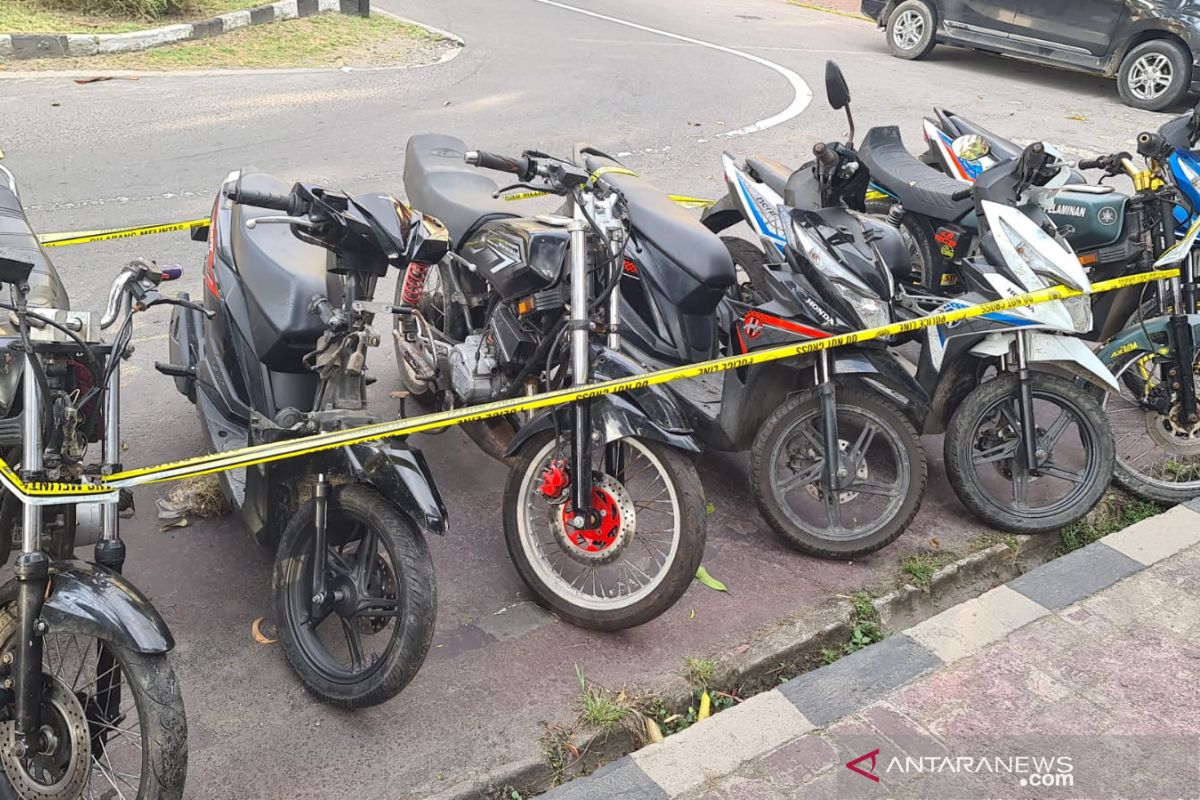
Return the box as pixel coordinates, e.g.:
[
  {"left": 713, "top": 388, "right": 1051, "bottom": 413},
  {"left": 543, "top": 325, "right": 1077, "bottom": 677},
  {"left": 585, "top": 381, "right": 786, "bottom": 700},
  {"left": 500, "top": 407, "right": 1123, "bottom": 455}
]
[
  {"left": 274, "top": 484, "right": 436, "bottom": 708},
  {"left": 945, "top": 372, "right": 1114, "bottom": 533},
  {"left": 503, "top": 431, "right": 706, "bottom": 631},
  {"left": 721, "top": 236, "right": 772, "bottom": 303},
  {"left": 750, "top": 386, "right": 926, "bottom": 559},
  {"left": 1104, "top": 347, "right": 1200, "bottom": 504},
  {"left": 0, "top": 606, "right": 187, "bottom": 800}
]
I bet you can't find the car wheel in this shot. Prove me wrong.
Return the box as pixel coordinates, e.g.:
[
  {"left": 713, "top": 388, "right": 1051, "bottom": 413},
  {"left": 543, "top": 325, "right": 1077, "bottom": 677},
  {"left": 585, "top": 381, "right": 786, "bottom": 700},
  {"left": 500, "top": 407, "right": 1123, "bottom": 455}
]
[
  {"left": 886, "top": 0, "right": 937, "bottom": 61},
  {"left": 1118, "top": 39, "right": 1192, "bottom": 111}
]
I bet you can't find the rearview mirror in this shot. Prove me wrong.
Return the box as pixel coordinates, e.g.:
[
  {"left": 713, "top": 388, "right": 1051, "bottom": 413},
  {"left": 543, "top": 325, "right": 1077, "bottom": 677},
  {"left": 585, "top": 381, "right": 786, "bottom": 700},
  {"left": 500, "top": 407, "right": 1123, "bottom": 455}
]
[{"left": 825, "top": 61, "right": 851, "bottom": 110}]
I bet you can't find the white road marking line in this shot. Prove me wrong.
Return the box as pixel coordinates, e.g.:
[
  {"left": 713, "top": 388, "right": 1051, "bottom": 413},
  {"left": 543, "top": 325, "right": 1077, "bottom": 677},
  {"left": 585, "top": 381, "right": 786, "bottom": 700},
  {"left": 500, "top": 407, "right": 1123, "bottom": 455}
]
[{"left": 530, "top": 0, "right": 812, "bottom": 138}]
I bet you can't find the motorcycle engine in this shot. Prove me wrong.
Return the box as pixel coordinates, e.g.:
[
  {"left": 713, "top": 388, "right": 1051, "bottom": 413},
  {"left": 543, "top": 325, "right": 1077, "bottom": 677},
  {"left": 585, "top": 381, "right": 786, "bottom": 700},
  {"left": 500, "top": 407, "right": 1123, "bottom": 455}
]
[{"left": 450, "top": 334, "right": 503, "bottom": 404}]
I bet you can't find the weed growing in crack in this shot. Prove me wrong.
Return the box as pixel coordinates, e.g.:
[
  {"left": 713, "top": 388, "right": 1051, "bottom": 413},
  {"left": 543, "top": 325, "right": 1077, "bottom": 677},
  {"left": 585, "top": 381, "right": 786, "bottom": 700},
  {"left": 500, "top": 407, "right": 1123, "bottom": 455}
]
[
  {"left": 820, "top": 590, "right": 885, "bottom": 665},
  {"left": 1058, "top": 495, "right": 1163, "bottom": 554},
  {"left": 900, "top": 550, "right": 960, "bottom": 591},
  {"left": 683, "top": 656, "right": 715, "bottom": 690}
]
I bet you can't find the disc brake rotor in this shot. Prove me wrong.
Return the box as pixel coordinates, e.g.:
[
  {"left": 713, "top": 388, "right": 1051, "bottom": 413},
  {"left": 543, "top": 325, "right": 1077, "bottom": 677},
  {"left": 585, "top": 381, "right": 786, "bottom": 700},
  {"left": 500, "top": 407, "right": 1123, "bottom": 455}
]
[
  {"left": 1145, "top": 402, "right": 1200, "bottom": 455},
  {"left": 553, "top": 472, "right": 637, "bottom": 566},
  {"left": 0, "top": 676, "right": 91, "bottom": 800},
  {"left": 356, "top": 553, "right": 398, "bottom": 635},
  {"left": 800, "top": 439, "right": 869, "bottom": 503}
]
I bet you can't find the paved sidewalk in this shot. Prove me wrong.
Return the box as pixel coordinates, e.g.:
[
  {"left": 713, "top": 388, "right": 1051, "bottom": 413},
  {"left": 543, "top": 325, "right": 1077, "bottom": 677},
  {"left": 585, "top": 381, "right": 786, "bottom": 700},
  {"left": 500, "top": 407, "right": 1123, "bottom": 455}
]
[{"left": 545, "top": 502, "right": 1200, "bottom": 799}]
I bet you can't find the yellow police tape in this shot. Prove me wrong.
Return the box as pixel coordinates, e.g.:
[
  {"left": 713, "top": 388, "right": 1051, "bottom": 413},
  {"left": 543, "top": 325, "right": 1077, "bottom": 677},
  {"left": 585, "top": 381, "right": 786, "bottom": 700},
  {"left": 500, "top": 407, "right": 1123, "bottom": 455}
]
[
  {"left": 0, "top": 267, "right": 1177, "bottom": 502},
  {"left": 38, "top": 219, "right": 210, "bottom": 248}
]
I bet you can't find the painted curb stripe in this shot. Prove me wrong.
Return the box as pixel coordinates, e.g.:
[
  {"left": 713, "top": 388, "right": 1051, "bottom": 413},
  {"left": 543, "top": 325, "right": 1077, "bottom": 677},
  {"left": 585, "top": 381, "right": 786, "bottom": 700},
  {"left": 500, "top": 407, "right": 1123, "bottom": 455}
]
[{"left": 0, "top": 267, "right": 1178, "bottom": 500}]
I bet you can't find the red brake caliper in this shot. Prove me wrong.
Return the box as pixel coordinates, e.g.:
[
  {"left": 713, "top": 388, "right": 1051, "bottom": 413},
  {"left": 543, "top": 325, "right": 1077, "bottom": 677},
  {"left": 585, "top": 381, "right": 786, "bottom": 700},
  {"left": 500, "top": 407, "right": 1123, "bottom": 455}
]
[{"left": 561, "top": 488, "right": 622, "bottom": 553}]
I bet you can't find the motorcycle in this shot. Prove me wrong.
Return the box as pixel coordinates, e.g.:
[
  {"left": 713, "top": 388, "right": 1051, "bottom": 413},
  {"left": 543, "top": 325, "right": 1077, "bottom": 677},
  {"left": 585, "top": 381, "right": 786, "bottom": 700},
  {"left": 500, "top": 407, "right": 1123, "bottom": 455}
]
[
  {"left": 703, "top": 62, "right": 1118, "bottom": 534},
  {"left": 585, "top": 92, "right": 929, "bottom": 559},
  {"left": 398, "top": 137, "right": 707, "bottom": 631},
  {"left": 0, "top": 163, "right": 188, "bottom": 798},
  {"left": 165, "top": 172, "right": 447, "bottom": 708}
]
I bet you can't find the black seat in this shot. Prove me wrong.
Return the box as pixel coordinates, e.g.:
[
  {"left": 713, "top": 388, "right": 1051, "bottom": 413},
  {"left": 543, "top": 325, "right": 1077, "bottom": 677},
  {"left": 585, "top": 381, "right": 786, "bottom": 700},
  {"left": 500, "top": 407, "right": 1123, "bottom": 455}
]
[
  {"left": 403, "top": 134, "right": 519, "bottom": 248},
  {"left": 746, "top": 155, "right": 792, "bottom": 197},
  {"left": 228, "top": 172, "right": 329, "bottom": 371},
  {"left": 859, "top": 126, "right": 974, "bottom": 221},
  {"left": 580, "top": 151, "right": 735, "bottom": 289},
  {"left": 0, "top": 184, "right": 69, "bottom": 311}
]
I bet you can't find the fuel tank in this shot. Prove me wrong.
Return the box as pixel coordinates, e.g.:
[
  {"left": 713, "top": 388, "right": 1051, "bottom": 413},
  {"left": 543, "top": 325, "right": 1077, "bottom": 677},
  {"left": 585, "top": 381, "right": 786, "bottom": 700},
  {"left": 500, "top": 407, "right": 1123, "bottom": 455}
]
[{"left": 1047, "top": 189, "right": 1127, "bottom": 252}]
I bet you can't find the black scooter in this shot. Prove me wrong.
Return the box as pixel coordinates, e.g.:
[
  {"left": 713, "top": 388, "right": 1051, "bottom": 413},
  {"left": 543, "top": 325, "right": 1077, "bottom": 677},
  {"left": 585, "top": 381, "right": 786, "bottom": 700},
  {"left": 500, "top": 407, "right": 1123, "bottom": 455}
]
[{"left": 165, "top": 172, "right": 449, "bottom": 708}]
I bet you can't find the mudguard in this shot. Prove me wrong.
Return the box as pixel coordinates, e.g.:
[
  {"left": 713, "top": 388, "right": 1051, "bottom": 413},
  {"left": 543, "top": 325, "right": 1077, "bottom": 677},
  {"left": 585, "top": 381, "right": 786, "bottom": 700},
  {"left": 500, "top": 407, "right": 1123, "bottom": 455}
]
[
  {"left": 341, "top": 442, "right": 447, "bottom": 534},
  {"left": 970, "top": 332, "right": 1120, "bottom": 394},
  {"left": 0, "top": 561, "right": 174, "bottom": 654},
  {"left": 831, "top": 348, "right": 932, "bottom": 428},
  {"left": 1095, "top": 313, "right": 1200, "bottom": 364},
  {"left": 698, "top": 192, "right": 744, "bottom": 234}
]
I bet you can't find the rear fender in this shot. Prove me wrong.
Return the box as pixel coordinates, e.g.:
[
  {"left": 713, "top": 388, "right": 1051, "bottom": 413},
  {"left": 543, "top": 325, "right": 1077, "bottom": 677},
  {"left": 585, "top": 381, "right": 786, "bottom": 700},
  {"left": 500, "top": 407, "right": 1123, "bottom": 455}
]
[
  {"left": 698, "top": 192, "right": 744, "bottom": 234},
  {"left": 339, "top": 442, "right": 447, "bottom": 534},
  {"left": 0, "top": 561, "right": 173, "bottom": 654}
]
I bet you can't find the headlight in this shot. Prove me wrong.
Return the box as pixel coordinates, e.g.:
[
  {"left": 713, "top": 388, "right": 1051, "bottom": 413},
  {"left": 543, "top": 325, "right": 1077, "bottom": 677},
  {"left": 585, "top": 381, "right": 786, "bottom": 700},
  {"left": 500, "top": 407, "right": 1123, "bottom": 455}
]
[{"left": 835, "top": 281, "right": 891, "bottom": 330}]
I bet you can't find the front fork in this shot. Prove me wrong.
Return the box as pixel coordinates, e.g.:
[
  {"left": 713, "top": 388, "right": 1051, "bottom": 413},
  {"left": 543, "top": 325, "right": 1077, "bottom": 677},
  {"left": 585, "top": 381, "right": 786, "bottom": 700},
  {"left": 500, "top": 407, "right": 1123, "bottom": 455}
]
[
  {"left": 1168, "top": 252, "right": 1198, "bottom": 425},
  {"left": 567, "top": 214, "right": 596, "bottom": 525},
  {"left": 1014, "top": 332, "right": 1042, "bottom": 471},
  {"left": 815, "top": 351, "right": 847, "bottom": 492}
]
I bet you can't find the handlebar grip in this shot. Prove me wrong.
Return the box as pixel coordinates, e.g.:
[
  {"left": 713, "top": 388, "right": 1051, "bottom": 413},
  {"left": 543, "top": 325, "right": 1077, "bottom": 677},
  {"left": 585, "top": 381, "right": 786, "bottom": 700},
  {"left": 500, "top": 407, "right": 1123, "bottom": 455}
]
[
  {"left": 222, "top": 186, "right": 295, "bottom": 212},
  {"left": 1137, "top": 132, "right": 1165, "bottom": 158},
  {"left": 160, "top": 266, "right": 183, "bottom": 282},
  {"left": 465, "top": 150, "right": 532, "bottom": 178},
  {"left": 813, "top": 142, "right": 839, "bottom": 169},
  {"left": 951, "top": 187, "right": 973, "bottom": 202},
  {"left": 1077, "top": 157, "right": 1104, "bottom": 170}
]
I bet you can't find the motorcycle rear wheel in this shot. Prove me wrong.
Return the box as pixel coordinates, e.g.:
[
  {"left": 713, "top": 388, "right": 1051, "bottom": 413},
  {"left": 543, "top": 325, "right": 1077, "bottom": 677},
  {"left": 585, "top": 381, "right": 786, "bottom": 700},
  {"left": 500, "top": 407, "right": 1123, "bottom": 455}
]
[
  {"left": 274, "top": 484, "right": 436, "bottom": 708},
  {"left": 504, "top": 431, "right": 706, "bottom": 630},
  {"left": 750, "top": 386, "right": 926, "bottom": 559},
  {"left": 0, "top": 608, "right": 187, "bottom": 800}
]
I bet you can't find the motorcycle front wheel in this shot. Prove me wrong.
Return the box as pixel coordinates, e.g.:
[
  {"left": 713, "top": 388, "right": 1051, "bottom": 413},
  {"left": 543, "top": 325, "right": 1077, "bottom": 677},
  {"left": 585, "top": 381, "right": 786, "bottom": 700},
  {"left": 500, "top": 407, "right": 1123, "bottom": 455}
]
[
  {"left": 1104, "top": 347, "right": 1200, "bottom": 504},
  {"left": 504, "top": 431, "right": 706, "bottom": 631},
  {"left": 273, "top": 484, "right": 436, "bottom": 709},
  {"left": 0, "top": 608, "right": 187, "bottom": 800},
  {"left": 945, "top": 372, "right": 1115, "bottom": 533},
  {"left": 750, "top": 386, "right": 926, "bottom": 559}
]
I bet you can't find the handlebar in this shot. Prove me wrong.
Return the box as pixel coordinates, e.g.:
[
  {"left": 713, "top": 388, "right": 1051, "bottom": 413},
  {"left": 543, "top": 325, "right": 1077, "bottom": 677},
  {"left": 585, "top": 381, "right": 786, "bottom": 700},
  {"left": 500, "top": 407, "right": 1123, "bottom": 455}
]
[
  {"left": 465, "top": 150, "right": 534, "bottom": 181},
  {"left": 222, "top": 185, "right": 299, "bottom": 213},
  {"left": 1077, "top": 156, "right": 1104, "bottom": 171},
  {"left": 813, "top": 142, "right": 839, "bottom": 170}
]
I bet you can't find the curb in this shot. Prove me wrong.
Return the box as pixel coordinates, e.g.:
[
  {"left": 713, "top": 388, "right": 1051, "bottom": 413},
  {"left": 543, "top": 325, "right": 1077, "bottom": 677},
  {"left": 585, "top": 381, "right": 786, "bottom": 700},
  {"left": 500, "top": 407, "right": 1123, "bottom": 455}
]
[
  {"left": 1, "top": 0, "right": 350, "bottom": 61},
  {"left": 430, "top": 531, "right": 1064, "bottom": 799},
  {"left": 540, "top": 503, "right": 1200, "bottom": 799}
]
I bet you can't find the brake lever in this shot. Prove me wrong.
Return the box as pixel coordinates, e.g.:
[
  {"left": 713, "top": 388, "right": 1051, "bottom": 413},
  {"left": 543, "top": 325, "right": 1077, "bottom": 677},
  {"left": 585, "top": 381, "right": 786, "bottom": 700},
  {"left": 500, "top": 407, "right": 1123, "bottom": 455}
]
[{"left": 245, "top": 215, "right": 317, "bottom": 230}]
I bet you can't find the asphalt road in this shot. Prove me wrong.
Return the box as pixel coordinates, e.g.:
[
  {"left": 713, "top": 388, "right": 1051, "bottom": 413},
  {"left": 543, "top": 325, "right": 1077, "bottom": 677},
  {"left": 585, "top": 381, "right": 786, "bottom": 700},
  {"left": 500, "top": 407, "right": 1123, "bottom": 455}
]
[{"left": 1, "top": 1, "right": 1186, "bottom": 797}]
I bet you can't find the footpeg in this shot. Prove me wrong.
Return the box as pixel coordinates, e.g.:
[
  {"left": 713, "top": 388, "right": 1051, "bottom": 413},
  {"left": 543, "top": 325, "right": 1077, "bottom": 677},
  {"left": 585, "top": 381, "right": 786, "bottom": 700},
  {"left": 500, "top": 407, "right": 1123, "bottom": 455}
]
[{"left": 154, "top": 362, "right": 194, "bottom": 379}]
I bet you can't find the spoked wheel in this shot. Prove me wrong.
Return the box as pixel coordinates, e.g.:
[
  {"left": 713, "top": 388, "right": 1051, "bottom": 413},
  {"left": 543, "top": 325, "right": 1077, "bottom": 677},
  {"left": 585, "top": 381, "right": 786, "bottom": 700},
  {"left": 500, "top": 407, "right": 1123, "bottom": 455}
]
[
  {"left": 504, "top": 431, "right": 706, "bottom": 631},
  {"left": 274, "top": 484, "right": 436, "bottom": 708},
  {"left": 0, "top": 609, "right": 187, "bottom": 800},
  {"left": 750, "top": 386, "right": 926, "bottom": 559},
  {"left": 945, "top": 373, "right": 1115, "bottom": 533},
  {"left": 1104, "top": 348, "right": 1200, "bottom": 503}
]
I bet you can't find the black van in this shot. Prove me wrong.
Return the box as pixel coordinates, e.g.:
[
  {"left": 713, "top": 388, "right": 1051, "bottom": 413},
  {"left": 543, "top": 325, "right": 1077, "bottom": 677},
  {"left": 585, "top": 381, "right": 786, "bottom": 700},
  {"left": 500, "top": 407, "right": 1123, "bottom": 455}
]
[{"left": 863, "top": 0, "right": 1200, "bottom": 111}]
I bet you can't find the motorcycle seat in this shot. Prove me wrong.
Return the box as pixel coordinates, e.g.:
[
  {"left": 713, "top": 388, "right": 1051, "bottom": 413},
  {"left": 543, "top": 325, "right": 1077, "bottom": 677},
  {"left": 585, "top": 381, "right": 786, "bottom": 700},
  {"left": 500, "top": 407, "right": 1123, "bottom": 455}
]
[
  {"left": 859, "top": 126, "right": 973, "bottom": 221},
  {"left": 580, "top": 151, "right": 735, "bottom": 289},
  {"left": 403, "top": 134, "right": 519, "bottom": 248},
  {"left": 228, "top": 172, "right": 329, "bottom": 366},
  {"left": 0, "top": 185, "right": 69, "bottom": 311},
  {"left": 746, "top": 155, "right": 792, "bottom": 197}
]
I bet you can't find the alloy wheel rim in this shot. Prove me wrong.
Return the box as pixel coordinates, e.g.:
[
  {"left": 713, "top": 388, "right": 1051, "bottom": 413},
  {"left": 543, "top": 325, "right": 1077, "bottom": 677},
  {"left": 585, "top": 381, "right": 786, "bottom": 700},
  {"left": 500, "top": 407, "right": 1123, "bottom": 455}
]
[
  {"left": 893, "top": 10, "right": 925, "bottom": 51},
  {"left": 1129, "top": 53, "right": 1173, "bottom": 100}
]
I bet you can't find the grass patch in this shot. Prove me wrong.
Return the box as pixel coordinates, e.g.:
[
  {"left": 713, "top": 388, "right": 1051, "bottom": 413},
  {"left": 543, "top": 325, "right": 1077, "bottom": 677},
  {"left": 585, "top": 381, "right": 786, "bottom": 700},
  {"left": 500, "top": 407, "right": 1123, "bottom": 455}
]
[
  {"left": 1, "top": 0, "right": 251, "bottom": 33},
  {"left": 683, "top": 656, "right": 715, "bottom": 690},
  {"left": 819, "top": 590, "right": 884, "bottom": 665},
  {"left": 10, "top": 12, "right": 444, "bottom": 70},
  {"left": 1058, "top": 495, "right": 1164, "bottom": 554},
  {"left": 900, "top": 550, "right": 960, "bottom": 591}
]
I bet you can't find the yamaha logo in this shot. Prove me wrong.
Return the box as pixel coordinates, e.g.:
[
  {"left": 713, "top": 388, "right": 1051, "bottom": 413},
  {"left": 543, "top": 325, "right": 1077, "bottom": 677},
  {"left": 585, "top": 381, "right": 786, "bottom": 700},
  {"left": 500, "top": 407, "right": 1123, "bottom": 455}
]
[{"left": 1098, "top": 206, "right": 1118, "bottom": 226}]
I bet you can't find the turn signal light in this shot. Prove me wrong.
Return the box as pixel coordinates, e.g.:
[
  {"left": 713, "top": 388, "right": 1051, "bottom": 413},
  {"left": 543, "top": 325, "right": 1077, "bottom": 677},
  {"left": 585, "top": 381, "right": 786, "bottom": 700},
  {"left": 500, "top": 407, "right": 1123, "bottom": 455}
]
[
  {"left": 517, "top": 296, "right": 536, "bottom": 315},
  {"left": 1078, "top": 252, "right": 1099, "bottom": 267}
]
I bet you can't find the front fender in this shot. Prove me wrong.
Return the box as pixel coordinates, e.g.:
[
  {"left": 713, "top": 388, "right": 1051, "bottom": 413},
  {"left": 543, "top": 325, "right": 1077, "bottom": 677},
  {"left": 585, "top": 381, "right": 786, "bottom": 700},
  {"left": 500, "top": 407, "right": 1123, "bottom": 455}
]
[
  {"left": 832, "top": 348, "right": 932, "bottom": 429},
  {"left": 342, "top": 442, "right": 447, "bottom": 534},
  {"left": 0, "top": 561, "right": 174, "bottom": 654},
  {"left": 592, "top": 347, "right": 692, "bottom": 433},
  {"left": 971, "top": 332, "right": 1120, "bottom": 394}
]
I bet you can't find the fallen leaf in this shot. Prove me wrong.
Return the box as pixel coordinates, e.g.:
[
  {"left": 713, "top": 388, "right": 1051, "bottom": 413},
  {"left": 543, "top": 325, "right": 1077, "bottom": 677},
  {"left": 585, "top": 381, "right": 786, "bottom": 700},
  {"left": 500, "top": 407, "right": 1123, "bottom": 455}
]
[
  {"left": 689, "top": 608, "right": 696, "bottom": 620},
  {"left": 443, "top": 100, "right": 452, "bottom": 106},
  {"left": 697, "top": 691, "right": 712, "bottom": 721},
  {"left": 662, "top": 713, "right": 682, "bottom": 724},
  {"left": 251, "top": 617, "right": 278, "bottom": 644},
  {"left": 563, "top": 741, "right": 580, "bottom": 758},
  {"left": 735, "top": 643, "right": 750, "bottom": 654},
  {"left": 695, "top": 566, "right": 728, "bottom": 593},
  {"left": 645, "top": 716, "right": 664, "bottom": 744},
  {"left": 1067, "top": 114, "right": 1087, "bottom": 121},
  {"left": 705, "top": 502, "right": 715, "bottom": 514},
  {"left": 158, "top": 518, "right": 188, "bottom": 531}
]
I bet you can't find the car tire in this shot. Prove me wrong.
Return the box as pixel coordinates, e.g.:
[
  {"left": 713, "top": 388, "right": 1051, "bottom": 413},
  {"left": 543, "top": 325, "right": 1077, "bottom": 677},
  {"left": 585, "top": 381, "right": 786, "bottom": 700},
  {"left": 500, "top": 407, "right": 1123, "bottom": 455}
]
[
  {"left": 1117, "top": 39, "right": 1192, "bottom": 111},
  {"left": 886, "top": 0, "right": 937, "bottom": 61}
]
